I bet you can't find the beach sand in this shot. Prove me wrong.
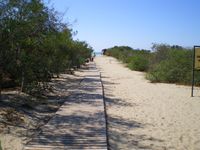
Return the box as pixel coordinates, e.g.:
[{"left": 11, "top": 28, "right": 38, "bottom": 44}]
[{"left": 95, "top": 56, "right": 200, "bottom": 150}]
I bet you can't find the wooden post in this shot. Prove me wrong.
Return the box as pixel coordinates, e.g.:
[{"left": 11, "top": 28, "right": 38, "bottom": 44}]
[
  {"left": 0, "top": 70, "right": 2, "bottom": 101},
  {"left": 191, "top": 46, "right": 195, "bottom": 97}
]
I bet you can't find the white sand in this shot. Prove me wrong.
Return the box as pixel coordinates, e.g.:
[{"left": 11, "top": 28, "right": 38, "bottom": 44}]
[
  {"left": 0, "top": 134, "right": 23, "bottom": 150},
  {"left": 95, "top": 56, "right": 200, "bottom": 150}
]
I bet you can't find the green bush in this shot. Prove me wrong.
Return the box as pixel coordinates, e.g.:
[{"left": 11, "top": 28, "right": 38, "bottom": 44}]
[
  {"left": 105, "top": 46, "right": 151, "bottom": 71},
  {"left": 105, "top": 44, "right": 200, "bottom": 85},
  {"left": 128, "top": 55, "right": 149, "bottom": 71},
  {"left": 0, "top": 0, "right": 93, "bottom": 94},
  {"left": 147, "top": 45, "right": 200, "bottom": 85},
  {"left": 105, "top": 46, "right": 134, "bottom": 63}
]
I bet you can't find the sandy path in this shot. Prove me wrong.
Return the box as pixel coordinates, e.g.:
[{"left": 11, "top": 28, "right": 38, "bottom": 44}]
[{"left": 95, "top": 56, "right": 200, "bottom": 150}]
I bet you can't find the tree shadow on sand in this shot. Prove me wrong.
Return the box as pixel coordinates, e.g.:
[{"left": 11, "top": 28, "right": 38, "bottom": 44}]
[
  {"left": 101, "top": 76, "right": 165, "bottom": 150},
  {"left": 0, "top": 74, "right": 84, "bottom": 140},
  {"left": 107, "top": 115, "right": 165, "bottom": 150}
]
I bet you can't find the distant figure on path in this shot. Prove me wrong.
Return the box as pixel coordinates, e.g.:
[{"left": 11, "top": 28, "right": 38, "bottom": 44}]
[
  {"left": 102, "top": 49, "right": 107, "bottom": 55},
  {"left": 90, "top": 52, "right": 96, "bottom": 62}
]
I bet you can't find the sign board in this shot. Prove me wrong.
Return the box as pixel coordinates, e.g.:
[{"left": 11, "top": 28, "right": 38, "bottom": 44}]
[
  {"left": 195, "top": 47, "right": 200, "bottom": 70},
  {"left": 192, "top": 46, "right": 200, "bottom": 97}
]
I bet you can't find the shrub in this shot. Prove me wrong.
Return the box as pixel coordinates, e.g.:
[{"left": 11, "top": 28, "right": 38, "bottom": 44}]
[
  {"left": 128, "top": 55, "right": 149, "bottom": 71},
  {"left": 105, "top": 44, "right": 200, "bottom": 85},
  {"left": 0, "top": 0, "right": 93, "bottom": 94},
  {"left": 105, "top": 46, "right": 134, "bottom": 63},
  {"left": 147, "top": 45, "right": 200, "bottom": 85}
]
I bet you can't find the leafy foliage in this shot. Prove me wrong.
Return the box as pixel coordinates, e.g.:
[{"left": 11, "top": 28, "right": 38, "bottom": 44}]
[
  {"left": 105, "top": 46, "right": 151, "bottom": 71},
  {"left": 105, "top": 44, "right": 199, "bottom": 85},
  {"left": 128, "top": 55, "right": 149, "bottom": 71},
  {"left": 147, "top": 44, "right": 200, "bottom": 85},
  {"left": 0, "top": 0, "right": 93, "bottom": 94}
]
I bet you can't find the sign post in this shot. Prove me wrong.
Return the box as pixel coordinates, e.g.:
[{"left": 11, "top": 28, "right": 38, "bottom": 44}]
[{"left": 191, "top": 46, "right": 200, "bottom": 97}]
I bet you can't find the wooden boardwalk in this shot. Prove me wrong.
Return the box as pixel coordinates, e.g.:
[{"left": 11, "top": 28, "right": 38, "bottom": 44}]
[{"left": 24, "top": 63, "right": 108, "bottom": 150}]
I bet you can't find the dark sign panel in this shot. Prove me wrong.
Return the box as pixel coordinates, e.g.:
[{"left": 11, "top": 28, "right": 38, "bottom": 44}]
[{"left": 195, "top": 48, "right": 200, "bottom": 70}]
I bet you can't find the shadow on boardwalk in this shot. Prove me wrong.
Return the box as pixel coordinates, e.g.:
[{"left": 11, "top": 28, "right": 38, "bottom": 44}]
[
  {"left": 28, "top": 111, "right": 107, "bottom": 148},
  {"left": 25, "top": 63, "right": 107, "bottom": 149},
  {"left": 0, "top": 74, "right": 82, "bottom": 139}
]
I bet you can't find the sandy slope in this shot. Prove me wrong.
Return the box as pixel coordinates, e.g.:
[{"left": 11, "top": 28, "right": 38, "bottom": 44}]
[{"left": 95, "top": 56, "right": 200, "bottom": 150}]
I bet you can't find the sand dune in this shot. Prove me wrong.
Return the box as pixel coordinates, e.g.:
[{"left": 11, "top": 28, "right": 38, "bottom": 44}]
[{"left": 95, "top": 56, "right": 200, "bottom": 150}]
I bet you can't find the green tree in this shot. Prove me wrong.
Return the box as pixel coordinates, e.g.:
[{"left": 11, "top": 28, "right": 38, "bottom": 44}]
[{"left": 0, "top": 0, "right": 93, "bottom": 95}]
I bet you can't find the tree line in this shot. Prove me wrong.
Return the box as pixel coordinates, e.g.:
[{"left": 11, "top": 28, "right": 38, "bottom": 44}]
[
  {"left": 0, "top": 0, "right": 93, "bottom": 95},
  {"left": 104, "top": 44, "right": 200, "bottom": 85}
]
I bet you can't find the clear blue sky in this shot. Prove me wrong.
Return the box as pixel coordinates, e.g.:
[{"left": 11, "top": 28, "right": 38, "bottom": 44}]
[{"left": 47, "top": 0, "right": 200, "bottom": 52}]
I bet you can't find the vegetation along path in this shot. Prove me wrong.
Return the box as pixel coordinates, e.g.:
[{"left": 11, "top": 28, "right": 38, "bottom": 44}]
[{"left": 24, "top": 62, "right": 108, "bottom": 150}]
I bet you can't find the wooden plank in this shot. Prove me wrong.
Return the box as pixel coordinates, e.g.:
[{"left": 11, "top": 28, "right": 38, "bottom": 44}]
[{"left": 24, "top": 62, "right": 108, "bottom": 150}]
